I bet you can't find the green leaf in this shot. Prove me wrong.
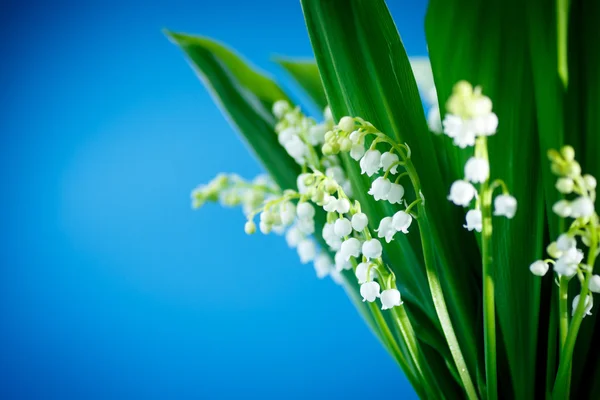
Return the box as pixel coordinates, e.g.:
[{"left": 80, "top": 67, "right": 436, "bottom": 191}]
[
  {"left": 273, "top": 58, "right": 328, "bottom": 110},
  {"left": 165, "top": 31, "right": 300, "bottom": 190},
  {"left": 301, "top": 0, "right": 483, "bottom": 395},
  {"left": 426, "top": 1, "right": 545, "bottom": 398}
]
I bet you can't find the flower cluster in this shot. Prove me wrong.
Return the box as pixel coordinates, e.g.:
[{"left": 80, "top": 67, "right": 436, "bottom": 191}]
[
  {"left": 529, "top": 146, "right": 599, "bottom": 316},
  {"left": 322, "top": 116, "right": 419, "bottom": 244},
  {"left": 442, "top": 81, "right": 517, "bottom": 230}
]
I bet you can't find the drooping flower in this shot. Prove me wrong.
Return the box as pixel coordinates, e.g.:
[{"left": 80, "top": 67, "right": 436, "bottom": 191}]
[
  {"left": 297, "top": 202, "right": 315, "bottom": 220},
  {"left": 464, "top": 157, "right": 490, "bottom": 183},
  {"left": 584, "top": 175, "right": 597, "bottom": 190},
  {"left": 464, "top": 209, "right": 482, "bottom": 232},
  {"left": 351, "top": 213, "right": 369, "bottom": 232},
  {"left": 307, "top": 124, "right": 326, "bottom": 146},
  {"left": 285, "top": 225, "right": 304, "bottom": 248},
  {"left": 313, "top": 253, "right": 333, "bottom": 279},
  {"left": 360, "top": 150, "right": 382, "bottom": 176},
  {"left": 244, "top": 220, "right": 256, "bottom": 235},
  {"left": 284, "top": 135, "right": 308, "bottom": 164},
  {"left": 470, "top": 113, "right": 498, "bottom": 136},
  {"left": 387, "top": 183, "right": 405, "bottom": 204},
  {"left": 443, "top": 114, "right": 476, "bottom": 148},
  {"left": 280, "top": 202, "right": 296, "bottom": 226},
  {"left": 323, "top": 196, "right": 351, "bottom": 214},
  {"left": 369, "top": 177, "right": 392, "bottom": 201},
  {"left": 380, "top": 289, "right": 403, "bottom": 310},
  {"left": 322, "top": 222, "right": 342, "bottom": 251},
  {"left": 334, "top": 250, "right": 352, "bottom": 272},
  {"left": 589, "top": 275, "right": 600, "bottom": 293},
  {"left": 297, "top": 239, "right": 316, "bottom": 264},
  {"left": 360, "top": 281, "right": 381, "bottom": 302},
  {"left": 362, "top": 239, "right": 383, "bottom": 259},
  {"left": 272, "top": 100, "right": 290, "bottom": 119},
  {"left": 334, "top": 218, "right": 353, "bottom": 237},
  {"left": 350, "top": 144, "right": 366, "bottom": 161},
  {"left": 552, "top": 200, "right": 572, "bottom": 218},
  {"left": 494, "top": 194, "right": 518, "bottom": 218},
  {"left": 448, "top": 180, "right": 477, "bottom": 207},
  {"left": 338, "top": 116, "right": 355, "bottom": 132},
  {"left": 556, "top": 234, "right": 576, "bottom": 252},
  {"left": 355, "top": 262, "right": 371, "bottom": 284},
  {"left": 570, "top": 197, "right": 595, "bottom": 218},
  {"left": 376, "top": 217, "right": 397, "bottom": 243},
  {"left": 392, "top": 211, "right": 412, "bottom": 234},
  {"left": 555, "top": 178, "right": 574, "bottom": 194},
  {"left": 572, "top": 294, "right": 593, "bottom": 317},
  {"left": 297, "top": 173, "right": 312, "bottom": 194},
  {"left": 340, "top": 237, "right": 362, "bottom": 261},
  {"left": 529, "top": 260, "right": 549, "bottom": 277},
  {"left": 553, "top": 247, "right": 583, "bottom": 278},
  {"left": 296, "top": 217, "right": 315, "bottom": 235},
  {"left": 380, "top": 152, "right": 400, "bottom": 174}
]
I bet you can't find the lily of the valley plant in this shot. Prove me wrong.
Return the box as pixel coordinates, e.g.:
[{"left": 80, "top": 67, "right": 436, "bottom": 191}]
[{"left": 166, "top": 0, "right": 600, "bottom": 398}]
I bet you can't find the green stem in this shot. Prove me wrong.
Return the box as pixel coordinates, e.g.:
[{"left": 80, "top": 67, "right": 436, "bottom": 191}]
[
  {"left": 553, "top": 218, "right": 598, "bottom": 398},
  {"left": 557, "top": 0, "right": 569, "bottom": 88},
  {"left": 545, "top": 286, "right": 558, "bottom": 399},
  {"left": 558, "top": 277, "right": 570, "bottom": 351}
]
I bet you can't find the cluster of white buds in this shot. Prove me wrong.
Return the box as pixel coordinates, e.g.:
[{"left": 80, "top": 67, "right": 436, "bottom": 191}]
[
  {"left": 323, "top": 116, "right": 421, "bottom": 245},
  {"left": 443, "top": 81, "right": 517, "bottom": 230},
  {"left": 442, "top": 81, "right": 499, "bottom": 148},
  {"left": 529, "top": 146, "right": 599, "bottom": 317},
  {"left": 191, "top": 173, "right": 279, "bottom": 216},
  {"left": 273, "top": 100, "right": 331, "bottom": 167}
]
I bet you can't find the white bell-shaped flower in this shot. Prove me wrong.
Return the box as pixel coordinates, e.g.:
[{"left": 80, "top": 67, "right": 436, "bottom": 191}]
[
  {"left": 313, "top": 253, "right": 333, "bottom": 279},
  {"left": 494, "top": 194, "right": 518, "bottom": 218},
  {"left": 280, "top": 202, "right": 297, "bottom": 226},
  {"left": 334, "top": 250, "right": 352, "bottom": 272},
  {"left": 448, "top": 180, "right": 477, "bottom": 207},
  {"left": 259, "top": 221, "right": 271, "bottom": 234},
  {"left": 572, "top": 294, "right": 593, "bottom": 317},
  {"left": 589, "top": 275, "right": 600, "bottom": 293},
  {"left": 297, "top": 217, "right": 315, "bottom": 235},
  {"left": 297, "top": 173, "right": 312, "bottom": 194},
  {"left": 381, "top": 152, "right": 400, "bottom": 174},
  {"left": 387, "top": 183, "right": 405, "bottom": 204},
  {"left": 584, "top": 175, "right": 597, "bottom": 190},
  {"left": 297, "top": 239, "right": 316, "bottom": 264},
  {"left": 555, "top": 178, "right": 574, "bottom": 194},
  {"left": 323, "top": 222, "right": 342, "bottom": 250},
  {"left": 561, "top": 247, "right": 584, "bottom": 265},
  {"left": 443, "top": 114, "right": 476, "bottom": 148},
  {"left": 570, "top": 197, "right": 595, "bottom": 218},
  {"left": 471, "top": 113, "right": 498, "bottom": 136},
  {"left": 380, "top": 289, "right": 403, "bottom": 310},
  {"left": 338, "top": 116, "right": 355, "bottom": 132},
  {"left": 297, "top": 202, "right": 315, "bottom": 220},
  {"left": 362, "top": 239, "right": 383, "bottom": 259},
  {"left": 369, "top": 177, "right": 392, "bottom": 201},
  {"left": 554, "top": 259, "right": 578, "bottom": 278},
  {"left": 285, "top": 226, "right": 304, "bottom": 248},
  {"left": 351, "top": 212, "right": 369, "bottom": 232},
  {"left": 355, "top": 262, "right": 371, "bottom": 284},
  {"left": 529, "top": 260, "right": 549, "bottom": 276},
  {"left": 272, "top": 100, "right": 290, "bottom": 118},
  {"left": 392, "top": 211, "right": 412, "bottom": 234},
  {"left": 464, "top": 157, "right": 489, "bottom": 183},
  {"left": 360, "top": 281, "right": 381, "bottom": 302},
  {"left": 350, "top": 143, "right": 366, "bottom": 161},
  {"left": 376, "top": 217, "right": 397, "bottom": 243},
  {"left": 307, "top": 124, "right": 326, "bottom": 146},
  {"left": 464, "top": 209, "right": 482, "bottom": 232},
  {"left": 340, "top": 237, "right": 362, "bottom": 261},
  {"left": 360, "top": 150, "right": 382, "bottom": 176},
  {"left": 278, "top": 127, "right": 297, "bottom": 146},
  {"left": 349, "top": 130, "right": 363, "bottom": 145},
  {"left": 285, "top": 135, "right": 308, "bottom": 164},
  {"left": 556, "top": 234, "right": 576, "bottom": 252},
  {"left": 334, "top": 218, "right": 353, "bottom": 237},
  {"left": 552, "top": 200, "right": 572, "bottom": 218}
]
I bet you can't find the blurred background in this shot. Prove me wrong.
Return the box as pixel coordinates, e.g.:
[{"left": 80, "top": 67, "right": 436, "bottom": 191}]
[{"left": 0, "top": 0, "right": 427, "bottom": 398}]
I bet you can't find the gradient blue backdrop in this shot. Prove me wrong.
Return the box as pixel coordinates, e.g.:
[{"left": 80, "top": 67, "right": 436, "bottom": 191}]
[{"left": 0, "top": 1, "right": 427, "bottom": 398}]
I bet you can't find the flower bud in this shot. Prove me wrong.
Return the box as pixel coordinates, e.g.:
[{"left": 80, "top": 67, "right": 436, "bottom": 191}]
[
  {"left": 351, "top": 212, "right": 369, "bottom": 232},
  {"left": 584, "top": 174, "right": 597, "bottom": 190},
  {"left": 529, "top": 260, "right": 549, "bottom": 276},
  {"left": 339, "top": 137, "right": 352, "bottom": 152},
  {"left": 272, "top": 100, "right": 290, "bottom": 119},
  {"left": 561, "top": 145, "right": 575, "bottom": 162},
  {"left": 334, "top": 218, "right": 353, "bottom": 237},
  {"left": 555, "top": 178, "right": 574, "bottom": 194},
  {"left": 360, "top": 281, "right": 381, "bottom": 302},
  {"left": 448, "top": 180, "right": 477, "bottom": 207},
  {"left": 552, "top": 200, "right": 572, "bottom": 218},
  {"left": 547, "top": 242, "right": 562, "bottom": 259},
  {"left": 380, "top": 288, "right": 402, "bottom": 310},
  {"left": 362, "top": 239, "right": 383, "bottom": 259},
  {"left": 570, "top": 197, "right": 594, "bottom": 218},
  {"left": 566, "top": 161, "right": 582, "bottom": 178},
  {"left": 338, "top": 116, "right": 355, "bottom": 132},
  {"left": 244, "top": 220, "right": 256, "bottom": 235},
  {"left": 297, "top": 202, "right": 316, "bottom": 220},
  {"left": 589, "top": 275, "right": 600, "bottom": 293},
  {"left": 322, "top": 143, "right": 333, "bottom": 155}
]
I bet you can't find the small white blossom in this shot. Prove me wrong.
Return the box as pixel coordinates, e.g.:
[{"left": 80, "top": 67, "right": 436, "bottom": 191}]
[
  {"left": 562, "top": 247, "right": 584, "bottom": 265},
  {"left": 555, "top": 178, "right": 574, "bottom": 194},
  {"left": 349, "top": 130, "right": 363, "bottom": 145},
  {"left": 376, "top": 217, "right": 397, "bottom": 243},
  {"left": 464, "top": 157, "right": 489, "bottom": 183},
  {"left": 392, "top": 211, "right": 412, "bottom": 234},
  {"left": 351, "top": 213, "right": 369, "bottom": 232},
  {"left": 280, "top": 202, "right": 296, "bottom": 226},
  {"left": 380, "top": 152, "right": 400, "bottom": 174},
  {"left": 570, "top": 197, "right": 595, "bottom": 218},
  {"left": 297, "top": 173, "right": 312, "bottom": 194},
  {"left": 472, "top": 113, "right": 498, "bottom": 136},
  {"left": 369, "top": 177, "right": 392, "bottom": 201},
  {"left": 355, "top": 262, "right": 371, "bottom": 284},
  {"left": 380, "top": 289, "right": 403, "bottom": 310},
  {"left": 313, "top": 253, "right": 333, "bottom": 278},
  {"left": 284, "top": 135, "right": 308, "bottom": 164},
  {"left": 572, "top": 294, "right": 593, "bottom": 317},
  {"left": 244, "top": 220, "right": 256, "bottom": 235},
  {"left": 272, "top": 100, "right": 290, "bottom": 118},
  {"left": 350, "top": 144, "right": 366, "bottom": 160},
  {"left": 338, "top": 116, "right": 355, "bottom": 132},
  {"left": 554, "top": 248, "right": 582, "bottom": 278},
  {"left": 297, "top": 239, "right": 316, "bottom": 264},
  {"left": 334, "top": 250, "right": 352, "bottom": 271},
  {"left": 362, "top": 239, "right": 383, "bottom": 259},
  {"left": 278, "top": 127, "right": 297, "bottom": 146},
  {"left": 326, "top": 166, "right": 346, "bottom": 184},
  {"left": 427, "top": 105, "right": 443, "bottom": 134},
  {"left": 443, "top": 114, "right": 476, "bottom": 148},
  {"left": 360, "top": 150, "right": 382, "bottom": 176},
  {"left": 448, "top": 180, "right": 477, "bottom": 207},
  {"left": 260, "top": 221, "right": 271, "bottom": 234},
  {"left": 285, "top": 226, "right": 303, "bottom": 248},
  {"left": 360, "top": 281, "right": 381, "bottom": 302},
  {"left": 583, "top": 175, "right": 597, "bottom": 190},
  {"left": 307, "top": 124, "right": 326, "bottom": 146},
  {"left": 494, "top": 194, "right": 518, "bottom": 219},
  {"left": 340, "top": 238, "right": 362, "bottom": 261},
  {"left": 334, "top": 218, "right": 353, "bottom": 237},
  {"left": 552, "top": 200, "right": 572, "bottom": 218},
  {"left": 589, "top": 275, "right": 600, "bottom": 293},
  {"left": 323, "top": 223, "right": 342, "bottom": 251},
  {"left": 297, "top": 218, "right": 315, "bottom": 235},
  {"left": 556, "top": 234, "right": 576, "bottom": 252},
  {"left": 464, "top": 209, "right": 482, "bottom": 232},
  {"left": 387, "top": 183, "right": 405, "bottom": 204},
  {"left": 323, "top": 196, "right": 351, "bottom": 214},
  {"left": 529, "top": 260, "right": 549, "bottom": 276},
  {"left": 297, "top": 202, "right": 315, "bottom": 220}
]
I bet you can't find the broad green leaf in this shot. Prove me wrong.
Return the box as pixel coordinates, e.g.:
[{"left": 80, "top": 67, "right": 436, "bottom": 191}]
[
  {"left": 273, "top": 58, "right": 328, "bottom": 110},
  {"left": 165, "top": 31, "right": 300, "bottom": 190},
  {"left": 302, "top": 0, "right": 482, "bottom": 395},
  {"left": 426, "top": 1, "right": 545, "bottom": 398}
]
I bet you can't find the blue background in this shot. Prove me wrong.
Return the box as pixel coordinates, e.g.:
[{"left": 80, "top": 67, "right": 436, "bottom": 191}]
[{"left": 0, "top": 0, "right": 427, "bottom": 398}]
